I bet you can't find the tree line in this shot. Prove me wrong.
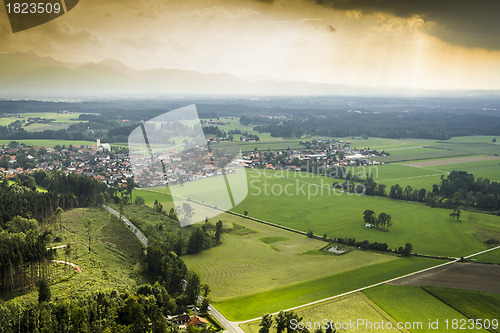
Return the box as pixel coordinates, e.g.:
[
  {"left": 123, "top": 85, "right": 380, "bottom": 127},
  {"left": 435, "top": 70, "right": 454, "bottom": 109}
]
[
  {"left": 0, "top": 282, "right": 213, "bottom": 333},
  {"left": 361, "top": 171, "right": 500, "bottom": 213}
]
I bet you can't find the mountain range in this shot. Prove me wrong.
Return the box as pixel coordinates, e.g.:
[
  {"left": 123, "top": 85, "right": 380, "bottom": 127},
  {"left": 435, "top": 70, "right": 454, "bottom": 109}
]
[{"left": 0, "top": 52, "right": 497, "bottom": 97}]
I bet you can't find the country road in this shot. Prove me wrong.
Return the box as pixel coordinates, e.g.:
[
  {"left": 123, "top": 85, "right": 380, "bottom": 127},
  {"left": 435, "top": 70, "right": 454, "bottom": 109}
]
[{"left": 103, "top": 205, "right": 148, "bottom": 248}]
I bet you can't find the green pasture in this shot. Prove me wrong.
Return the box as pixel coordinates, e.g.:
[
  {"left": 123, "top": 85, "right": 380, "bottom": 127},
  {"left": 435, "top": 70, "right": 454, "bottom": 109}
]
[
  {"left": 182, "top": 214, "right": 394, "bottom": 302},
  {"left": 376, "top": 148, "right": 474, "bottom": 163},
  {"left": 0, "top": 112, "right": 89, "bottom": 132},
  {"left": 470, "top": 247, "right": 500, "bottom": 264},
  {"left": 424, "top": 286, "right": 500, "bottom": 331},
  {"left": 232, "top": 170, "right": 492, "bottom": 257},
  {"left": 134, "top": 169, "right": 496, "bottom": 257},
  {"left": 240, "top": 292, "right": 405, "bottom": 333},
  {"left": 363, "top": 285, "right": 488, "bottom": 333},
  {"left": 432, "top": 158, "right": 500, "bottom": 182},
  {"left": 214, "top": 257, "right": 439, "bottom": 321},
  {"left": 439, "top": 136, "right": 499, "bottom": 144},
  {"left": 335, "top": 137, "right": 437, "bottom": 150},
  {"left": 429, "top": 142, "right": 500, "bottom": 156}
]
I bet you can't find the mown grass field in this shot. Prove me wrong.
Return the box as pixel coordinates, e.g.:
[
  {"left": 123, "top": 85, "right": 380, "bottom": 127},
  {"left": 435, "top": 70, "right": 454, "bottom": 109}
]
[
  {"left": 470, "top": 247, "right": 500, "bottom": 264},
  {"left": 240, "top": 292, "right": 409, "bottom": 333},
  {"left": 214, "top": 257, "right": 439, "bottom": 321},
  {"left": 424, "top": 286, "right": 500, "bottom": 332},
  {"left": 363, "top": 285, "right": 489, "bottom": 333},
  {"left": 182, "top": 214, "right": 395, "bottom": 302}
]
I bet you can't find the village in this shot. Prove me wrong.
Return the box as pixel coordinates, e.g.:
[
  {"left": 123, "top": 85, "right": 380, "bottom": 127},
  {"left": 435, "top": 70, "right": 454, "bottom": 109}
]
[{"left": 0, "top": 137, "right": 385, "bottom": 187}]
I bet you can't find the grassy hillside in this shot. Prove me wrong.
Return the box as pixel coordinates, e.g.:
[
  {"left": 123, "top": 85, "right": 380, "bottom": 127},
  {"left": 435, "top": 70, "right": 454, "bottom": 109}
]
[{"left": 4, "top": 207, "right": 145, "bottom": 306}]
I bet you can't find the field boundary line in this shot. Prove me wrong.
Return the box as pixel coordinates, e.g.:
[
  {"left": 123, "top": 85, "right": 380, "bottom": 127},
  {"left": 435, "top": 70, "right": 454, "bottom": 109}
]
[
  {"left": 237, "top": 258, "right": 459, "bottom": 324},
  {"left": 463, "top": 244, "right": 500, "bottom": 259}
]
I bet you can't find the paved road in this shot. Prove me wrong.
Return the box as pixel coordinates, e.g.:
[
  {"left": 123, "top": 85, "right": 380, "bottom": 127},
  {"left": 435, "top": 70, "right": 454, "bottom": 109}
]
[
  {"left": 209, "top": 304, "right": 245, "bottom": 333},
  {"left": 103, "top": 205, "right": 148, "bottom": 248}
]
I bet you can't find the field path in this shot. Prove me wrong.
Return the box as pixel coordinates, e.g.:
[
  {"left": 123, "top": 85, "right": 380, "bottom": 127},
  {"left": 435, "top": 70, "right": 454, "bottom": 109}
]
[
  {"left": 52, "top": 260, "right": 83, "bottom": 273},
  {"left": 236, "top": 244, "right": 500, "bottom": 324}
]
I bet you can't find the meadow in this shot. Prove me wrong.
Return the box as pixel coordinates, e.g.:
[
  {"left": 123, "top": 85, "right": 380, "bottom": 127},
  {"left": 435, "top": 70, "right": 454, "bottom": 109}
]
[
  {"left": 214, "top": 257, "right": 439, "bottom": 321},
  {"left": 0, "top": 112, "right": 89, "bottom": 132},
  {"left": 230, "top": 170, "right": 493, "bottom": 257},
  {"left": 239, "top": 292, "right": 407, "bottom": 333},
  {"left": 470, "top": 247, "right": 500, "bottom": 264},
  {"left": 424, "top": 286, "right": 500, "bottom": 332},
  {"left": 363, "top": 285, "right": 489, "bottom": 333},
  {"left": 182, "top": 213, "right": 395, "bottom": 302},
  {"left": 134, "top": 169, "right": 498, "bottom": 257}
]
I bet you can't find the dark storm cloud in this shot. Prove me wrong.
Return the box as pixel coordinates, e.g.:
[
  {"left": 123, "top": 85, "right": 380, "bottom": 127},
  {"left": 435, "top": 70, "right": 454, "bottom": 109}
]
[
  {"left": 260, "top": 0, "right": 500, "bottom": 50},
  {"left": 312, "top": 0, "right": 500, "bottom": 50}
]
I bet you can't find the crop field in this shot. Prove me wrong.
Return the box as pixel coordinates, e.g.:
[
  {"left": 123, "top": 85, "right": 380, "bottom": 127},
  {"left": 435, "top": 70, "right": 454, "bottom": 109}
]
[
  {"left": 240, "top": 292, "right": 409, "bottom": 333},
  {"left": 214, "top": 257, "right": 439, "bottom": 321},
  {"left": 363, "top": 285, "right": 489, "bottom": 333},
  {"left": 424, "top": 286, "right": 500, "bottom": 332}
]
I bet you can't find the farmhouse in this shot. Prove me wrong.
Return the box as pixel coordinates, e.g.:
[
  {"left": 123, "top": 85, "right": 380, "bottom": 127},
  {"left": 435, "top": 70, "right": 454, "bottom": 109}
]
[{"left": 185, "top": 316, "right": 208, "bottom": 328}]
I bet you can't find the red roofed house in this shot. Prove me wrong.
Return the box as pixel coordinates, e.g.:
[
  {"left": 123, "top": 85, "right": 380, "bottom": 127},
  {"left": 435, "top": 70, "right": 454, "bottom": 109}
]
[{"left": 185, "top": 316, "right": 208, "bottom": 328}]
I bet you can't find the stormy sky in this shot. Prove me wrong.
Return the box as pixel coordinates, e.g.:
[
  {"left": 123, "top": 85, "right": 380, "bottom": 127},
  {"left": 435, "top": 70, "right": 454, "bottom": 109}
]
[{"left": 0, "top": 0, "right": 499, "bottom": 90}]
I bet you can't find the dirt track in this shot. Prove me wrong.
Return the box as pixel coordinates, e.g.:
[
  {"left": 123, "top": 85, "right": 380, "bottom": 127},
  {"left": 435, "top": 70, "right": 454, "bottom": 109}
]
[
  {"left": 390, "top": 262, "right": 500, "bottom": 294},
  {"left": 405, "top": 155, "right": 500, "bottom": 167}
]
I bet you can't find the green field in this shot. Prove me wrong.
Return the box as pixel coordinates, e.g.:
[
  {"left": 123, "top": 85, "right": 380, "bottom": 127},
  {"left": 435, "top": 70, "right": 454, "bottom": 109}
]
[
  {"left": 240, "top": 292, "right": 408, "bottom": 333},
  {"left": 136, "top": 169, "right": 497, "bottom": 257},
  {"left": 182, "top": 214, "right": 395, "bottom": 302},
  {"left": 424, "top": 286, "right": 500, "bottom": 332},
  {"left": 376, "top": 148, "right": 474, "bottom": 163},
  {"left": 228, "top": 170, "right": 492, "bottom": 257},
  {"left": 0, "top": 139, "right": 96, "bottom": 147},
  {"left": 433, "top": 158, "right": 500, "bottom": 182},
  {"left": 214, "top": 257, "right": 439, "bottom": 321},
  {"left": 363, "top": 285, "right": 489, "bottom": 333},
  {"left": 0, "top": 112, "right": 89, "bottom": 132},
  {"left": 470, "top": 247, "right": 500, "bottom": 264}
]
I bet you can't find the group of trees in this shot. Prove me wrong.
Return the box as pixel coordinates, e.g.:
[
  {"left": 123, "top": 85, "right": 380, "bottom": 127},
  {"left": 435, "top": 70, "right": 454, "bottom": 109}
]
[
  {"left": 362, "top": 171, "right": 500, "bottom": 213},
  {"left": 253, "top": 111, "right": 500, "bottom": 140},
  {"left": 145, "top": 240, "right": 203, "bottom": 308},
  {"left": 259, "top": 311, "right": 337, "bottom": 333},
  {"left": 0, "top": 216, "right": 54, "bottom": 295},
  {"left": 335, "top": 237, "right": 389, "bottom": 253},
  {"left": 362, "top": 210, "right": 393, "bottom": 231},
  {"left": 0, "top": 282, "right": 210, "bottom": 333}
]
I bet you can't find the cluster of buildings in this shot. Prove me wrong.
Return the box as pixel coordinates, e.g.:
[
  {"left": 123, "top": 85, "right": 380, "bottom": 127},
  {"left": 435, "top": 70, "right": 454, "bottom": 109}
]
[
  {"left": 0, "top": 140, "right": 133, "bottom": 186},
  {"left": 0, "top": 137, "right": 384, "bottom": 188},
  {"left": 237, "top": 138, "right": 384, "bottom": 171}
]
